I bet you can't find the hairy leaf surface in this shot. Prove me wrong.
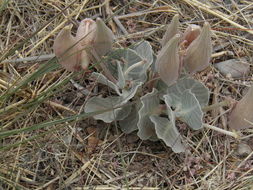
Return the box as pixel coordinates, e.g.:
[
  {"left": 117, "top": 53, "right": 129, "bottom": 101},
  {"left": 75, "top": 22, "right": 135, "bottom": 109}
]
[
  {"left": 84, "top": 96, "right": 131, "bottom": 123},
  {"left": 150, "top": 115, "right": 185, "bottom": 153},
  {"left": 167, "top": 78, "right": 209, "bottom": 107},
  {"left": 165, "top": 90, "right": 203, "bottom": 130},
  {"left": 137, "top": 89, "right": 160, "bottom": 140}
]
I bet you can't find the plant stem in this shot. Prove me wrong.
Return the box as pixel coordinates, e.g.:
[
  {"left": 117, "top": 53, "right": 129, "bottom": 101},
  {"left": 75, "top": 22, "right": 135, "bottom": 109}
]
[
  {"left": 203, "top": 124, "right": 239, "bottom": 139},
  {"left": 202, "top": 99, "right": 231, "bottom": 112},
  {"left": 124, "top": 60, "right": 146, "bottom": 76}
]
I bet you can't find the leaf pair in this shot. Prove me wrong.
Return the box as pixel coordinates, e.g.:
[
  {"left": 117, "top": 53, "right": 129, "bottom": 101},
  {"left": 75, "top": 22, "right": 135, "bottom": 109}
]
[
  {"left": 137, "top": 78, "right": 208, "bottom": 153},
  {"left": 156, "top": 14, "right": 212, "bottom": 86},
  {"left": 53, "top": 18, "right": 114, "bottom": 71},
  {"left": 106, "top": 41, "right": 154, "bottom": 83}
]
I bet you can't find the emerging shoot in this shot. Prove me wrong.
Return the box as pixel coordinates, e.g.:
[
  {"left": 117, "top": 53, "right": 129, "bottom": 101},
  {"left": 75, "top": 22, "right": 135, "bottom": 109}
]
[{"left": 183, "top": 22, "right": 212, "bottom": 74}]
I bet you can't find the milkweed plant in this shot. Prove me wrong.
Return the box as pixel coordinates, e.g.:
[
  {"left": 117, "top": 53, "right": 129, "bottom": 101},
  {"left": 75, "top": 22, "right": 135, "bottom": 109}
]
[{"left": 53, "top": 15, "right": 215, "bottom": 153}]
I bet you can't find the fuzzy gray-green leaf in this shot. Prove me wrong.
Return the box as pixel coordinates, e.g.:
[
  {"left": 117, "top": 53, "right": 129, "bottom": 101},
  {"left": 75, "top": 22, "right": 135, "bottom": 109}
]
[
  {"left": 167, "top": 78, "right": 209, "bottom": 107},
  {"left": 137, "top": 89, "right": 160, "bottom": 140},
  {"left": 84, "top": 96, "right": 131, "bottom": 123},
  {"left": 165, "top": 90, "right": 203, "bottom": 130},
  {"left": 121, "top": 82, "right": 142, "bottom": 103},
  {"left": 108, "top": 48, "right": 148, "bottom": 82},
  {"left": 150, "top": 115, "right": 185, "bottom": 153},
  {"left": 91, "top": 72, "right": 121, "bottom": 95},
  {"left": 133, "top": 40, "right": 153, "bottom": 67},
  {"left": 119, "top": 104, "right": 139, "bottom": 134}
]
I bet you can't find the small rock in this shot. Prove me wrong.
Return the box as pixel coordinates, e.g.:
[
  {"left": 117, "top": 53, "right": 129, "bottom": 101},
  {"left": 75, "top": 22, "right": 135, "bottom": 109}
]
[
  {"left": 214, "top": 59, "right": 249, "bottom": 78},
  {"left": 126, "top": 134, "right": 139, "bottom": 143},
  {"left": 236, "top": 143, "right": 252, "bottom": 157}
]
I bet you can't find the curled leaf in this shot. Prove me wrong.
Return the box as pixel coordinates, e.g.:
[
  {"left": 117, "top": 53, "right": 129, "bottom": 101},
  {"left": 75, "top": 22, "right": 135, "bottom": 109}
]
[
  {"left": 76, "top": 18, "right": 97, "bottom": 69},
  {"left": 156, "top": 34, "right": 180, "bottom": 87},
  {"left": 161, "top": 14, "right": 180, "bottom": 47},
  {"left": 76, "top": 18, "right": 96, "bottom": 46},
  {"left": 229, "top": 86, "right": 253, "bottom": 130},
  {"left": 53, "top": 25, "right": 80, "bottom": 71},
  {"left": 150, "top": 115, "right": 185, "bottom": 153},
  {"left": 175, "top": 90, "right": 203, "bottom": 130},
  {"left": 107, "top": 48, "right": 145, "bottom": 82},
  {"left": 182, "top": 24, "right": 201, "bottom": 47},
  {"left": 183, "top": 22, "right": 212, "bottom": 74},
  {"left": 91, "top": 72, "right": 121, "bottom": 95},
  {"left": 137, "top": 89, "right": 160, "bottom": 140}
]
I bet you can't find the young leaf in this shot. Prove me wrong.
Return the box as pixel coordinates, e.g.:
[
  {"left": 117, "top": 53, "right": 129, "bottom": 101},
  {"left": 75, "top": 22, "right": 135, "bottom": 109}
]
[
  {"left": 229, "top": 86, "right": 253, "bottom": 130},
  {"left": 156, "top": 34, "right": 180, "bottom": 87},
  {"left": 150, "top": 115, "right": 185, "bottom": 153},
  {"left": 137, "top": 89, "right": 160, "bottom": 140},
  {"left": 131, "top": 41, "right": 154, "bottom": 82},
  {"left": 107, "top": 48, "right": 145, "bottom": 81},
  {"left": 76, "top": 18, "right": 97, "bottom": 69},
  {"left": 167, "top": 77, "right": 209, "bottom": 107},
  {"left": 91, "top": 71, "right": 142, "bottom": 100},
  {"left": 53, "top": 25, "right": 81, "bottom": 71},
  {"left": 76, "top": 18, "right": 96, "bottom": 46},
  {"left": 122, "top": 50, "right": 147, "bottom": 82},
  {"left": 183, "top": 22, "right": 212, "bottom": 74},
  {"left": 161, "top": 14, "right": 180, "bottom": 47}
]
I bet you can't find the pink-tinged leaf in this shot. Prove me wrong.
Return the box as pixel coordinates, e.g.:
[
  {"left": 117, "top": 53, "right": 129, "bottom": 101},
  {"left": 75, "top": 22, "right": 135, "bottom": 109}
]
[
  {"left": 76, "top": 18, "right": 97, "bottom": 69},
  {"left": 76, "top": 18, "right": 96, "bottom": 46},
  {"left": 93, "top": 18, "right": 115, "bottom": 58},
  {"left": 53, "top": 25, "right": 81, "bottom": 71},
  {"left": 156, "top": 34, "right": 180, "bottom": 87},
  {"left": 182, "top": 24, "right": 201, "bottom": 47},
  {"left": 229, "top": 86, "right": 253, "bottom": 130},
  {"left": 161, "top": 14, "right": 180, "bottom": 47},
  {"left": 183, "top": 22, "right": 212, "bottom": 74}
]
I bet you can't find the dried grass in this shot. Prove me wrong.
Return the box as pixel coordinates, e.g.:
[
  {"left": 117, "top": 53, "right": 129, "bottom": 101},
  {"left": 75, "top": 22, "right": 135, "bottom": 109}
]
[{"left": 1, "top": 0, "right": 253, "bottom": 189}]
